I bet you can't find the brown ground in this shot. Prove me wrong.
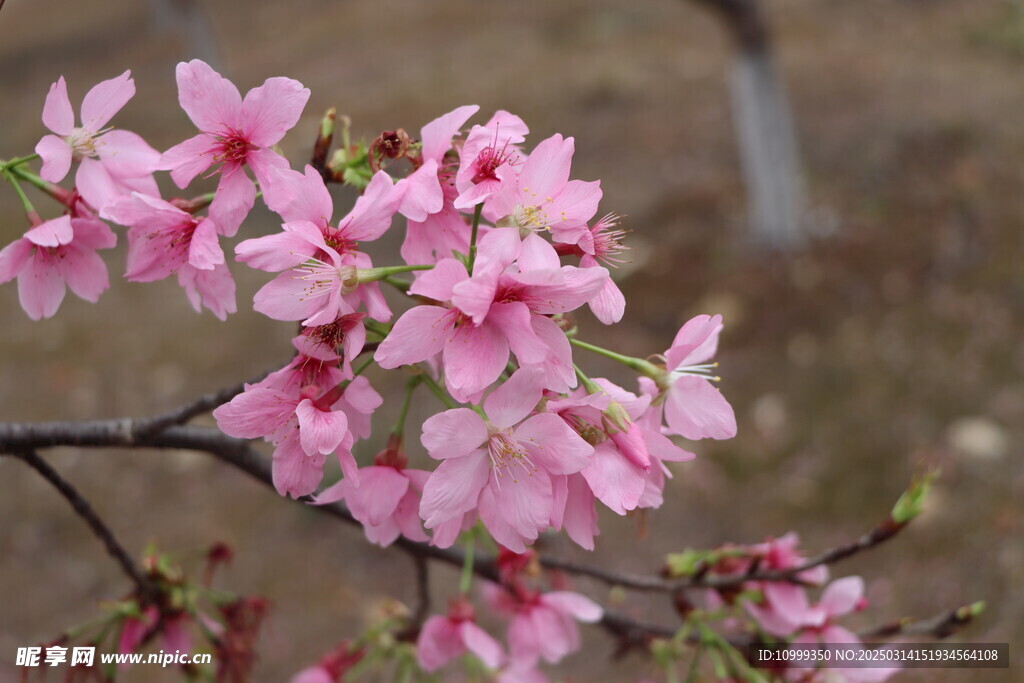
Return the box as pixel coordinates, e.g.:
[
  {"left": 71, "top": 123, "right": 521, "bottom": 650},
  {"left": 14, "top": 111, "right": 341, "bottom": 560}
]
[{"left": 0, "top": 0, "right": 1021, "bottom": 681}]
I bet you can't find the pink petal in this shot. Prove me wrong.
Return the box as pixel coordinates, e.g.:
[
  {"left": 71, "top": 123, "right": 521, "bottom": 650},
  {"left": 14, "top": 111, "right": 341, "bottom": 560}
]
[
  {"left": 664, "top": 376, "right": 737, "bottom": 440},
  {"left": 234, "top": 223, "right": 316, "bottom": 271},
  {"left": 587, "top": 270, "right": 625, "bottom": 325},
  {"left": 208, "top": 166, "right": 257, "bottom": 237},
  {"left": 177, "top": 263, "right": 237, "bottom": 319},
  {"left": 450, "top": 266, "right": 498, "bottom": 324},
  {"left": 340, "top": 171, "right": 401, "bottom": 242},
  {"left": 295, "top": 399, "right": 349, "bottom": 455},
  {"left": 443, "top": 320, "right": 509, "bottom": 397},
  {"left": 460, "top": 621, "right": 504, "bottom": 669},
  {"left": 820, "top": 576, "right": 865, "bottom": 618},
  {"left": 561, "top": 474, "right": 600, "bottom": 550},
  {"left": 94, "top": 129, "right": 161, "bottom": 177},
  {"left": 175, "top": 60, "right": 242, "bottom": 134},
  {"left": 374, "top": 305, "right": 451, "bottom": 368},
  {"left": 546, "top": 179, "right": 602, "bottom": 228},
  {"left": 416, "top": 617, "right": 464, "bottom": 672},
  {"left": 252, "top": 270, "right": 326, "bottom": 322},
  {"left": 419, "top": 453, "right": 490, "bottom": 528},
  {"left": 580, "top": 442, "right": 647, "bottom": 514},
  {"left": 187, "top": 219, "right": 224, "bottom": 270},
  {"left": 397, "top": 160, "right": 443, "bottom": 222},
  {"left": 346, "top": 466, "right": 409, "bottom": 526},
  {"left": 75, "top": 157, "right": 122, "bottom": 215},
  {"left": 17, "top": 256, "right": 66, "bottom": 320},
  {"left": 517, "top": 233, "right": 561, "bottom": 271},
  {"left": 240, "top": 76, "right": 310, "bottom": 148},
  {"left": 245, "top": 147, "right": 291, "bottom": 188},
  {"left": 25, "top": 216, "right": 73, "bottom": 247},
  {"left": 408, "top": 258, "right": 469, "bottom": 302},
  {"left": 271, "top": 433, "right": 325, "bottom": 498},
  {"left": 35, "top": 134, "right": 72, "bottom": 183},
  {"left": 665, "top": 314, "right": 723, "bottom": 369},
  {"left": 262, "top": 165, "right": 333, "bottom": 226},
  {"left": 518, "top": 134, "right": 573, "bottom": 201},
  {"left": 541, "top": 591, "right": 603, "bottom": 623},
  {"left": 212, "top": 387, "right": 295, "bottom": 439},
  {"left": 523, "top": 314, "right": 577, "bottom": 394},
  {"left": 80, "top": 70, "right": 134, "bottom": 131},
  {"left": 0, "top": 239, "right": 33, "bottom": 283},
  {"left": 421, "top": 104, "right": 479, "bottom": 162},
  {"left": 514, "top": 413, "right": 593, "bottom": 475},
  {"left": 158, "top": 133, "right": 215, "bottom": 189},
  {"left": 483, "top": 367, "right": 544, "bottom": 430},
  {"left": 478, "top": 469, "right": 553, "bottom": 552},
  {"left": 488, "top": 302, "right": 547, "bottom": 365},
  {"left": 58, "top": 244, "right": 109, "bottom": 302},
  {"left": 421, "top": 408, "right": 488, "bottom": 459},
  {"left": 41, "top": 77, "right": 74, "bottom": 135}
]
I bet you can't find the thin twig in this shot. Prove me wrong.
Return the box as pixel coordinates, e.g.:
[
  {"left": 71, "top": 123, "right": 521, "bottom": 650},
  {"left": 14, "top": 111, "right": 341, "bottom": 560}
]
[
  {"left": 858, "top": 604, "right": 982, "bottom": 640},
  {"left": 396, "top": 555, "right": 431, "bottom": 641},
  {"left": 4, "top": 450, "right": 157, "bottom": 602}
]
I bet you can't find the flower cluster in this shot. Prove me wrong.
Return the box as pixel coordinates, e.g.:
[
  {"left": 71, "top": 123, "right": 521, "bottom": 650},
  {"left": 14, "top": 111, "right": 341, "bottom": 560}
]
[
  {"left": 697, "top": 534, "right": 899, "bottom": 683},
  {"left": 2, "top": 61, "right": 743, "bottom": 681}
]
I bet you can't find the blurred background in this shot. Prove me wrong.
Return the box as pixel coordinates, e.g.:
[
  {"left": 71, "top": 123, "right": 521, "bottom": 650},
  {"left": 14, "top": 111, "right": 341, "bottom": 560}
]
[{"left": 0, "top": 0, "right": 1021, "bottom": 680}]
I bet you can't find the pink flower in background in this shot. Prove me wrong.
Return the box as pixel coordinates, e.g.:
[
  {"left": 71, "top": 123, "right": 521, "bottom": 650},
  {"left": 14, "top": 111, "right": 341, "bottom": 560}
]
[
  {"left": 241, "top": 170, "right": 400, "bottom": 326},
  {"left": 493, "top": 590, "right": 602, "bottom": 666},
  {"left": 660, "top": 314, "right": 737, "bottom": 440},
  {"left": 417, "top": 601, "right": 504, "bottom": 673},
  {"left": 418, "top": 369, "right": 593, "bottom": 552},
  {"left": 787, "top": 577, "right": 898, "bottom": 683},
  {"left": 35, "top": 71, "right": 160, "bottom": 215},
  {"left": 0, "top": 214, "right": 115, "bottom": 320},
  {"left": 158, "top": 59, "right": 310, "bottom": 236},
  {"left": 105, "top": 192, "right": 235, "bottom": 319}
]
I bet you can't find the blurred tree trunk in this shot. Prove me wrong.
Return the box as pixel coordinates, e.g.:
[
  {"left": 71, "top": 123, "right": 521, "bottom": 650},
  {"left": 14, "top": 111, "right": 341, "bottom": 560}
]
[
  {"left": 693, "top": 0, "right": 808, "bottom": 249},
  {"left": 148, "top": 0, "right": 223, "bottom": 72}
]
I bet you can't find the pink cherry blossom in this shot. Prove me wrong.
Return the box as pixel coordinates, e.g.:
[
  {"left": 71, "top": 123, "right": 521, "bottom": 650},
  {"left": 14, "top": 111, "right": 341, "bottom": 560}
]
[
  {"left": 105, "top": 192, "right": 235, "bottom": 319},
  {"left": 35, "top": 71, "right": 160, "bottom": 215},
  {"left": 416, "top": 601, "right": 504, "bottom": 673},
  {"left": 418, "top": 369, "right": 593, "bottom": 552},
  {"left": 240, "top": 170, "right": 400, "bottom": 326},
  {"left": 503, "top": 590, "right": 603, "bottom": 666},
  {"left": 213, "top": 384, "right": 357, "bottom": 498},
  {"left": 376, "top": 232, "right": 608, "bottom": 399},
  {"left": 488, "top": 134, "right": 602, "bottom": 239},
  {"left": 314, "top": 449, "right": 430, "bottom": 547},
  {"left": 157, "top": 60, "right": 310, "bottom": 236},
  {"left": 787, "top": 577, "right": 899, "bottom": 683},
  {"left": 659, "top": 314, "right": 737, "bottom": 440},
  {"left": 0, "top": 213, "right": 115, "bottom": 320}
]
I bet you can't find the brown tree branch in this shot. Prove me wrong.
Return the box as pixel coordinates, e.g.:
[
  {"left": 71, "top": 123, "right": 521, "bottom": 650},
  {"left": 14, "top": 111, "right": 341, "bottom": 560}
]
[{"left": 3, "top": 450, "right": 158, "bottom": 603}]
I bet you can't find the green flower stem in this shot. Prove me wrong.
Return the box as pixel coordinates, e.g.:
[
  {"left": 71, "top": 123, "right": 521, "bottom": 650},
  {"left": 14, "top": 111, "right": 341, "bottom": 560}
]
[
  {"left": 391, "top": 376, "right": 421, "bottom": 436},
  {"left": 467, "top": 203, "right": 483, "bottom": 273},
  {"left": 419, "top": 370, "right": 457, "bottom": 410},
  {"left": 572, "top": 363, "right": 604, "bottom": 395},
  {"left": 381, "top": 275, "right": 411, "bottom": 292},
  {"left": 0, "top": 153, "right": 40, "bottom": 170},
  {"left": 569, "top": 338, "right": 662, "bottom": 378},
  {"left": 357, "top": 264, "right": 433, "bottom": 283},
  {"left": 2, "top": 168, "right": 36, "bottom": 216}
]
